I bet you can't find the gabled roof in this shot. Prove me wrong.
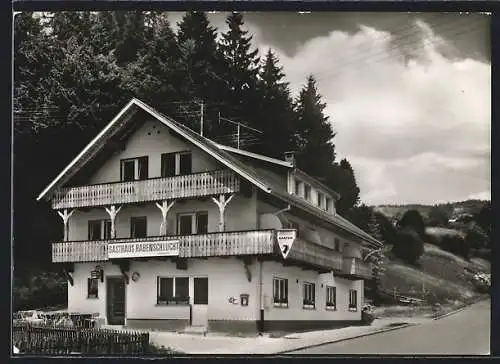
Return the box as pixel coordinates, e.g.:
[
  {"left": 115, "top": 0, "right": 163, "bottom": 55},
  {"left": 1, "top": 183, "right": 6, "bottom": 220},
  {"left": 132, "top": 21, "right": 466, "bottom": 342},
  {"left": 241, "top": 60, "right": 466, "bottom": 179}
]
[
  {"left": 215, "top": 143, "right": 294, "bottom": 168},
  {"left": 37, "top": 98, "right": 381, "bottom": 248}
]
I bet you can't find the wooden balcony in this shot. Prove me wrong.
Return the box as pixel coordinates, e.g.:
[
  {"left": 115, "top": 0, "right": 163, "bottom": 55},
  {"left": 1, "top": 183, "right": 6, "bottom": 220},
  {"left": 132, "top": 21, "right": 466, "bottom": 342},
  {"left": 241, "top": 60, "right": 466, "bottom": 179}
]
[
  {"left": 51, "top": 169, "right": 240, "bottom": 209},
  {"left": 52, "top": 230, "right": 275, "bottom": 263},
  {"left": 342, "top": 257, "right": 373, "bottom": 280},
  {"left": 287, "top": 238, "right": 343, "bottom": 272}
]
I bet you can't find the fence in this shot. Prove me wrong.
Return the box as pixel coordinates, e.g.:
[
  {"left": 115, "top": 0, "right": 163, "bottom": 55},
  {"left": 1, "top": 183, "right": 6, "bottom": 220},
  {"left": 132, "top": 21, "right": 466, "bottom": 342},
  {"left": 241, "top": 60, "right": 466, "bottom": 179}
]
[{"left": 12, "top": 322, "right": 150, "bottom": 355}]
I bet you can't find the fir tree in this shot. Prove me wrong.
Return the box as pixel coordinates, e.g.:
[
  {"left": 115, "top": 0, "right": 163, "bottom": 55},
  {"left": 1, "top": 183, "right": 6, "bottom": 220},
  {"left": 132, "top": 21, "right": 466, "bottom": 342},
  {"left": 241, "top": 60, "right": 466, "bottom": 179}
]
[{"left": 366, "top": 211, "right": 386, "bottom": 304}]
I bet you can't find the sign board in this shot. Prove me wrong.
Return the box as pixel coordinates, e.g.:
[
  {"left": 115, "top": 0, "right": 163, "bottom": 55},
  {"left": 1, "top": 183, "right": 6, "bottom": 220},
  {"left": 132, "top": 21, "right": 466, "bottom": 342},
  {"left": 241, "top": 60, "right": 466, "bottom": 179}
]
[
  {"left": 108, "top": 241, "right": 180, "bottom": 259},
  {"left": 277, "top": 229, "right": 296, "bottom": 259}
]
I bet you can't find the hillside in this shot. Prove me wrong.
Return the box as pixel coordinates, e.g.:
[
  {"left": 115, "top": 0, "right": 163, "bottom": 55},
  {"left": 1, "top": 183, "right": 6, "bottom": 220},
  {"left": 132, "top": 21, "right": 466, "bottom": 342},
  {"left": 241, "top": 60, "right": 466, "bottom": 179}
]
[
  {"left": 374, "top": 199, "right": 489, "bottom": 221},
  {"left": 378, "top": 243, "right": 490, "bottom": 306}
]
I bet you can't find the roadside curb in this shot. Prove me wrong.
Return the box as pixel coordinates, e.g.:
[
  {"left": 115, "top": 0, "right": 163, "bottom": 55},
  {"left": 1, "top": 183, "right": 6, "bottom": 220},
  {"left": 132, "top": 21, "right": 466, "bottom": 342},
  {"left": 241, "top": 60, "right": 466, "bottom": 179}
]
[
  {"left": 432, "top": 297, "right": 488, "bottom": 321},
  {"left": 275, "top": 323, "right": 416, "bottom": 354}
]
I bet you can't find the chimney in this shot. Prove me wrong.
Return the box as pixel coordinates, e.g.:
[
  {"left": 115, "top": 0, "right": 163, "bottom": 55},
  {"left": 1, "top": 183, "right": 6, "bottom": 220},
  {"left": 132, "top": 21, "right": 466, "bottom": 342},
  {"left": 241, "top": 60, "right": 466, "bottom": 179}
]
[{"left": 284, "top": 151, "right": 296, "bottom": 167}]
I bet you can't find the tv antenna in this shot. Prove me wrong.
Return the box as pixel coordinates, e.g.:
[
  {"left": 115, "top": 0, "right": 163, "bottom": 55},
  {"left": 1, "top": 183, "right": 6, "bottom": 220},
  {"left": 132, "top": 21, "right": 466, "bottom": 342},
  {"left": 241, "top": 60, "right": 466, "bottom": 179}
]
[{"left": 217, "top": 113, "right": 263, "bottom": 149}]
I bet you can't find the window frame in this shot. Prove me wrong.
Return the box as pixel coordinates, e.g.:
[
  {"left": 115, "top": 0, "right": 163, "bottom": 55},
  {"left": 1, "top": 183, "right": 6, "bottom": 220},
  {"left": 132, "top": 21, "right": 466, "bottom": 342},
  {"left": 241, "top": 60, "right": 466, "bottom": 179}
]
[
  {"left": 157, "top": 276, "right": 190, "bottom": 305},
  {"left": 317, "top": 191, "right": 324, "bottom": 208},
  {"left": 294, "top": 179, "right": 302, "bottom": 196},
  {"left": 88, "top": 219, "right": 112, "bottom": 240},
  {"left": 326, "top": 286, "right": 337, "bottom": 310},
  {"left": 120, "top": 156, "right": 148, "bottom": 181},
  {"left": 272, "top": 277, "right": 289, "bottom": 308},
  {"left": 304, "top": 184, "right": 311, "bottom": 201},
  {"left": 130, "top": 216, "right": 147, "bottom": 238},
  {"left": 87, "top": 278, "right": 99, "bottom": 299},
  {"left": 334, "top": 238, "right": 341, "bottom": 252},
  {"left": 161, "top": 151, "right": 193, "bottom": 177},
  {"left": 303, "top": 282, "right": 316, "bottom": 309},
  {"left": 349, "top": 289, "right": 358, "bottom": 311},
  {"left": 177, "top": 212, "right": 209, "bottom": 235}
]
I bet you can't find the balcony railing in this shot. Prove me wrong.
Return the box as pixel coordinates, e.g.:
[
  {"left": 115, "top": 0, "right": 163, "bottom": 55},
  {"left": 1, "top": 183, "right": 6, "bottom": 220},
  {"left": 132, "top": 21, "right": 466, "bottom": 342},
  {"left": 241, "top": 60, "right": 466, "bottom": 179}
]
[
  {"left": 342, "top": 257, "right": 373, "bottom": 279},
  {"left": 52, "top": 230, "right": 275, "bottom": 263},
  {"left": 52, "top": 169, "right": 240, "bottom": 209},
  {"left": 287, "top": 238, "right": 343, "bottom": 271}
]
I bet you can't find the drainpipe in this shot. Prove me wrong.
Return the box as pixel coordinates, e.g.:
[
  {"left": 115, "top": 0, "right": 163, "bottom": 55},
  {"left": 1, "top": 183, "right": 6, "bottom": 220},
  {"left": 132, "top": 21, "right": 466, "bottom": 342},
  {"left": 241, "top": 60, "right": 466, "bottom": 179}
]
[
  {"left": 363, "top": 248, "right": 382, "bottom": 262},
  {"left": 273, "top": 205, "right": 291, "bottom": 217},
  {"left": 258, "top": 259, "right": 264, "bottom": 334}
]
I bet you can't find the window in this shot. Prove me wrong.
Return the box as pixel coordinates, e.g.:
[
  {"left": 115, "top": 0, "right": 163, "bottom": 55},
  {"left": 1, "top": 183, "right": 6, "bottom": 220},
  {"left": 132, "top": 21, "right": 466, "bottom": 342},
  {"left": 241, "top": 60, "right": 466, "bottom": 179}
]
[
  {"left": 303, "top": 282, "right": 316, "bottom": 308},
  {"left": 157, "top": 277, "right": 189, "bottom": 305},
  {"left": 121, "top": 157, "right": 148, "bottom": 181},
  {"left": 334, "top": 238, "right": 340, "bottom": 252},
  {"left": 161, "top": 151, "right": 192, "bottom": 177},
  {"left": 87, "top": 278, "right": 99, "bottom": 299},
  {"left": 294, "top": 179, "right": 301, "bottom": 196},
  {"left": 88, "top": 220, "right": 112, "bottom": 240},
  {"left": 273, "top": 278, "right": 288, "bottom": 307},
  {"left": 177, "top": 212, "right": 208, "bottom": 235},
  {"left": 131, "top": 217, "right": 147, "bottom": 238},
  {"left": 326, "top": 197, "right": 332, "bottom": 212},
  {"left": 326, "top": 286, "right": 336, "bottom": 310},
  {"left": 317, "top": 192, "right": 324, "bottom": 208},
  {"left": 349, "top": 289, "right": 358, "bottom": 311},
  {"left": 304, "top": 184, "right": 311, "bottom": 201}
]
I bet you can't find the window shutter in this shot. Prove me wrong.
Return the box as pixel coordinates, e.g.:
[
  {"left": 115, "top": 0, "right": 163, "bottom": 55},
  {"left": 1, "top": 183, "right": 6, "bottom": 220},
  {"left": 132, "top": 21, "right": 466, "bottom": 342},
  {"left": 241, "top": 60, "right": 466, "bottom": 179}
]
[
  {"left": 138, "top": 157, "right": 148, "bottom": 180},
  {"left": 161, "top": 153, "right": 176, "bottom": 177}
]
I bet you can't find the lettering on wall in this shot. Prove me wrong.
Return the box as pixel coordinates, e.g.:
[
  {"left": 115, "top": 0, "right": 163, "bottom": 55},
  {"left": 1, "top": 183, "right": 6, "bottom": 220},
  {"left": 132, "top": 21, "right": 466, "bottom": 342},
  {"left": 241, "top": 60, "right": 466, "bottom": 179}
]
[{"left": 108, "top": 241, "right": 180, "bottom": 259}]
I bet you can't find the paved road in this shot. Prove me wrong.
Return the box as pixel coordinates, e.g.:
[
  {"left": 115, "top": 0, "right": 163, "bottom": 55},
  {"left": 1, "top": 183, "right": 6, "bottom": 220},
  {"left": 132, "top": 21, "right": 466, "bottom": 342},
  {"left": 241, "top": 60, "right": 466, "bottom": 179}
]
[{"left": 291, "top": 300, "right": 490, "bottom": 355}]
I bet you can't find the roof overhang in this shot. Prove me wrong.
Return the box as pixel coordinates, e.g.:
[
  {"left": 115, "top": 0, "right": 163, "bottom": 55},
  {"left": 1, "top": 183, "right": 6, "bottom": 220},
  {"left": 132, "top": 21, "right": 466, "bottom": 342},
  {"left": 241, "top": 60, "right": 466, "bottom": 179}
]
[{"left": 37, "top": 98, "right": 271, "bottom": 202}]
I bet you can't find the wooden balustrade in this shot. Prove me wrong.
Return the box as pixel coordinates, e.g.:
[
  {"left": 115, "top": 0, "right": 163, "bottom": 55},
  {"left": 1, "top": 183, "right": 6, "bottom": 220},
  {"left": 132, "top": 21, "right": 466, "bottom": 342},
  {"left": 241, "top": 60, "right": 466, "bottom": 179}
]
[
  {"left": 52, "top": 230, "right": 275, "bottom": 263},
  {"left": 342, "top": 257, "right": 373, "bottom": 279},
  {"left": 287, "top": 238, "right": 343, "bottom": 271},
  {"left": 52, "top": 169, "right": 240, "bottom": 209}
]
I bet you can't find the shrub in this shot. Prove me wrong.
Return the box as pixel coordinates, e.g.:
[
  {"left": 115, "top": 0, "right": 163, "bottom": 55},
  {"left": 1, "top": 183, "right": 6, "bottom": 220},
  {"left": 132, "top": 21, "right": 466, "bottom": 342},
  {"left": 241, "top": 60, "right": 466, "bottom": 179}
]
[
  {"left": 399, "top": 210, "right": 426, "bottom": 240},
  {"left": 441, "top": 234, "right": 470, "bottom": 260},
  {"left": 392, "top": 227, "right": 424, "bottom": 264}
]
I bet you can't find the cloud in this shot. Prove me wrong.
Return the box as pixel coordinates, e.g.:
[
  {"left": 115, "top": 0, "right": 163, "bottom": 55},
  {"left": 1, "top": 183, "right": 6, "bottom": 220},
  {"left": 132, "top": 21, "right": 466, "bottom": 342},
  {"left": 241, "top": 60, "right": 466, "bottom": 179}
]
[{"left": 246, "top": 17, "right": 491, "bottom": 205}]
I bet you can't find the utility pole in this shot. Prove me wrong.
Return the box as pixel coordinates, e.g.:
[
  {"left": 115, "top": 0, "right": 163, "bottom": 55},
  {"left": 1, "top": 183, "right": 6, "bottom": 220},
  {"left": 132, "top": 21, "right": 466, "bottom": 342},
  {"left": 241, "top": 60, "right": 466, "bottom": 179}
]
[
  {"left": 200, "top": 100, "right": 204, "bottom": 136},
  {"left": 236, "top": 123, "right": 241, "bottom": 149}
]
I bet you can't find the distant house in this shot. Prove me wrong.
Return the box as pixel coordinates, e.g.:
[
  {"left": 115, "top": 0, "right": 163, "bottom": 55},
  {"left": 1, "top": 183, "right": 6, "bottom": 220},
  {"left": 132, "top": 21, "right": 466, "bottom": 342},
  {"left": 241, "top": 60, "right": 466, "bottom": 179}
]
[{"left": 37, "top": 98, "right": 381, "bottom": 334}]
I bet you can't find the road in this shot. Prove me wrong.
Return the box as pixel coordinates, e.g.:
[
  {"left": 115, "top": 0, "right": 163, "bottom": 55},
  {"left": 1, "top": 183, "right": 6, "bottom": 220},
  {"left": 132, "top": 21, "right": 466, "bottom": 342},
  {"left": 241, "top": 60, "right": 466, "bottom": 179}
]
[{"left": 291, "top": 300, "right": 490, "bottom": 355}]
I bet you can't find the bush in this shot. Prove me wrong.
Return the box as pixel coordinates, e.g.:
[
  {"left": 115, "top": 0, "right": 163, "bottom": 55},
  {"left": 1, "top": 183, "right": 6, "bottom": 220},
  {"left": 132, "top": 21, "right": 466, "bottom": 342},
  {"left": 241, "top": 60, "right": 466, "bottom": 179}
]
[
  {"left": 392, "top": 228, "right": 424, "bottom": 264},
  {"left": 13, "top": 272, "right": 67, "bottom": 311},
  {"left": 441, "top": 234, "right": 470, "bottom": 260}
]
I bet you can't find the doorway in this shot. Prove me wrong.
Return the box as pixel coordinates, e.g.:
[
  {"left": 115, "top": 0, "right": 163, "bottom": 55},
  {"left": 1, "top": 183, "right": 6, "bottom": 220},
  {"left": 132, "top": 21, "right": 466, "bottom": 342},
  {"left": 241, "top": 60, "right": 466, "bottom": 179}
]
[
  {"left": 191, "top": 277, "right": 208, "bottom": 326},
  {"left": 106, "top": 277, "right": 126, "bottom": 325}
]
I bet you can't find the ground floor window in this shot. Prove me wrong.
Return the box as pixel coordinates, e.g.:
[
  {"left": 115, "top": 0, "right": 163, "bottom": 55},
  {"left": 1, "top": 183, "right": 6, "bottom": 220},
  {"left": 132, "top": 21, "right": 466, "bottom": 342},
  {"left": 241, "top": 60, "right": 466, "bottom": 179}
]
[
  {"left": 87, "top": 278, "right": 99, "bottom": 299},
  {"left": 349, "top": 289, "right": 358, "bottom": 311},
  {"left": 157, "top": 277, "right": 189, "bottom": 305},
  {"left": 303, "top": 282, "right": 316, "bottom": 309},
  {"left": 326, "top": 286, "right": 336, "bottom": 310},
  {"left": 273, "top": 277, "right": 288, "bottom": 307}
]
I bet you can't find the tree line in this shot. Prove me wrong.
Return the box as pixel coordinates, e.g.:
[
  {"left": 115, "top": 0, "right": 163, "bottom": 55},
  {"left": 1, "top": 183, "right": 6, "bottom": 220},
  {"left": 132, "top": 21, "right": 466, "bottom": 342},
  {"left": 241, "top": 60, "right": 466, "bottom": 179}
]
[{"left": 14, "top": 11, "right": 362, "bottom": 269}]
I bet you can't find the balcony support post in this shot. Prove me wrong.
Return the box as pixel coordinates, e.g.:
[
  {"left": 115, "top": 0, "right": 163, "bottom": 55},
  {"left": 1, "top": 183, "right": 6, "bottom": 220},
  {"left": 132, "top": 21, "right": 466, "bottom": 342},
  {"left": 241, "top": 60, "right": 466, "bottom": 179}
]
[
  {"left": 211, "top": 193, "right": 234, "bottom": 232},
  {"left": 57, "top": 209, "right": 75, "bottom": 241},
  {"left": 155, "top": 200, "right": 176, "bottom": 235},
  {"left": 104, "top": 205, "right": 122, "bottom": 239}
]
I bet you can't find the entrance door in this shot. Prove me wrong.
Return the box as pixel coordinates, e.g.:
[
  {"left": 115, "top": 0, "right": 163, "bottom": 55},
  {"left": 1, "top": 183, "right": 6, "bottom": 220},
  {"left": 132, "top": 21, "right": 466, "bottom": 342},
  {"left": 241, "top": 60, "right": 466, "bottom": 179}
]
[
  {"left": 106, "top": 277, "right": 126, "bottom": 325},
  {"left": 192, "top": 277, "right": 208, "bottom": 326}
]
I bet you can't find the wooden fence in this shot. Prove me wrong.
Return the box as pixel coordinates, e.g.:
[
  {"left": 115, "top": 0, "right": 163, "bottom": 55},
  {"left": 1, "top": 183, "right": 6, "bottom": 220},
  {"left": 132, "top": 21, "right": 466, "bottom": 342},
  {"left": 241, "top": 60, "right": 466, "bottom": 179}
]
[{"left": 12, "top": 323, "right": 149, "bottom": 355}]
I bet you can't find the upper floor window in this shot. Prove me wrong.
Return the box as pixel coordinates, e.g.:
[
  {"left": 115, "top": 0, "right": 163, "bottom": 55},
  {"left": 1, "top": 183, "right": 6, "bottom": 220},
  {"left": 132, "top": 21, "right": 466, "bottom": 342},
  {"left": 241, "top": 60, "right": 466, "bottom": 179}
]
[
  {"left": 131, "top": 216, "right": 147, "bottom": 238},
  {"left": 317, "top": 191, "right": 324, "bottom": 208},
  {"left": 161, "top": 151, "right": 192, "bottom": 177},
  {"left": 121, "top": 157, "right": 148, "bottom": 181},
  {"left": 294, "top": 179, "right": 301, "bottom": 196},
  {"left": 177, "top": 212, "right": 208, "bottom": 235},
  {"left": 334, "top": 238, "right": 341, "bottom": 252},
  {"left": 304, "top": 184, "right": 311, "bottom": 201},
  {"left": 326, "top": 197, "right": 332, "bottom": 212},
  {"left": 88, "top": 219, "right": 112, "bottom": 240}
]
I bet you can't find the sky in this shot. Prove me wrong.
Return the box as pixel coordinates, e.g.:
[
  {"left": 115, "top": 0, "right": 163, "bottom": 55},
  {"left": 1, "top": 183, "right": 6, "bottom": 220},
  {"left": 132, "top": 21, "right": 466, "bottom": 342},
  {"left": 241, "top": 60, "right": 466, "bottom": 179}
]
[{"left": 166, "top": 12, "right": 490, "bottom": 206}]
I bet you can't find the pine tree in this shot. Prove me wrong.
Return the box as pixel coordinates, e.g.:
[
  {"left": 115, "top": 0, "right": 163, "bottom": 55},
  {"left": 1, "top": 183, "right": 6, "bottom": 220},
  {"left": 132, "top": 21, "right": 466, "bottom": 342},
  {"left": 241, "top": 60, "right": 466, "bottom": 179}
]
[
  {"left": 366, "top": 211, "right": 386, "bottom": 304},
  {"left": 251, "top": 49, "right": 296, "bottom": 157},
  {"left": 218, "top": 12, "right": 260, "bottom": 122},
  {"left": 327, "top": 158, "right": 361, "bottom": 215},
  {"left": 294, "top": 75, "right": 336, "bottom": 178}
]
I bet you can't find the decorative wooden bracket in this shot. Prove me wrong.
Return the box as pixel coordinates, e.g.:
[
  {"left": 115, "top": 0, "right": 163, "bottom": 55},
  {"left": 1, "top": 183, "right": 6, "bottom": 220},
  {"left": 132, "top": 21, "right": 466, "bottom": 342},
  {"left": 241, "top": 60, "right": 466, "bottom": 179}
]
[
  {"left": 62, "top": 264, "right": 74, "bottom": 286},
  {"left": 116, "top": 259, "right": 130, "bottom": 284},
  {"left": 155, "top": 200, "right": 176, "bottom": 235},
  {"left": 104, "top": 205, "right": 122, "bottom": 238},
  {"left": 211, "top": 194, "right": 234, "bottom": 232},
  {"left": 238, "top": 256, "right": 253, "bottom": 282},
  {"left": 57, "top": 209, "right": 75, "bottom": 241}
]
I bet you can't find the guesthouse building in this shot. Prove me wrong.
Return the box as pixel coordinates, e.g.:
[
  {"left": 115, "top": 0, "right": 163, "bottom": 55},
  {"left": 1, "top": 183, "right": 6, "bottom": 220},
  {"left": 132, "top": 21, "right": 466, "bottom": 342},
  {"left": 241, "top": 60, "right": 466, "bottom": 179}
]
[{"left": 37, "top": 98, "right": 382, "bottom": 333}]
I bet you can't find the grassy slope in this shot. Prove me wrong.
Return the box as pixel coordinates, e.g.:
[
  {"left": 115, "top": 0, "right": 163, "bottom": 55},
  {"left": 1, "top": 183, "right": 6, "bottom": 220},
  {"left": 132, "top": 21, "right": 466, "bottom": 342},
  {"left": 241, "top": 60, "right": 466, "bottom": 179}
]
[{"left": 379, "top": 243, "right": 490, "bottom": 304}]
